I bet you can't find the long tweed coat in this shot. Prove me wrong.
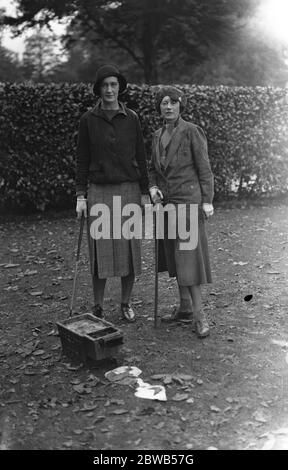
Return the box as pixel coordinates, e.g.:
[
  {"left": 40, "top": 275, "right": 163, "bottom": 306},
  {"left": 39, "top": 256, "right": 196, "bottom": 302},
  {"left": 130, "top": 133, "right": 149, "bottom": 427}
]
[{"left": 149, "top": 117, "right": 214, "bottom": 285}]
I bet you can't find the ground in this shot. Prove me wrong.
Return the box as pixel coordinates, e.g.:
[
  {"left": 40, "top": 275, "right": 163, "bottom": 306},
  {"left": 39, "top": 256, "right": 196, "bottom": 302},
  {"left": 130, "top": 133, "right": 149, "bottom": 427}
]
[{"left": 0, "top": 199, "right": 288, "bottom": 451}]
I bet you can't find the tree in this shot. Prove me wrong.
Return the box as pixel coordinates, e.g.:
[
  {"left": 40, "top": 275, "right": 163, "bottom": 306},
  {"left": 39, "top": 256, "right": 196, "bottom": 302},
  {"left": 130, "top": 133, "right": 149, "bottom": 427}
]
[
  {"left": 50, "top": 23, "right": 144, "bottom": 84},
  {"left": 0, "top": 8, "right": 23, "bottom": 82},
  {"left": 3, "top": 0, "right": 259, "bottom": 83},
  {"left": 185, "top": 27, "right": 288, "bottom": 87},
  {"left": 0, "top": 44, "right": 24, "bottom": 82},
  {"left": 22, "top": 26, "right": 60, "bottom": 81}
]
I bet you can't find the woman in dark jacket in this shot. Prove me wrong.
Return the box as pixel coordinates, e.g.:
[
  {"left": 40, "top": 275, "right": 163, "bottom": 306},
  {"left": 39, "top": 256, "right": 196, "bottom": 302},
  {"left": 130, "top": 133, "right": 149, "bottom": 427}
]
[
  {"left": 76, "top": 64, "right": 149, "bottom": 322},
  {"left": 149, "top": 86, "right": 214, "bottom": 337}
]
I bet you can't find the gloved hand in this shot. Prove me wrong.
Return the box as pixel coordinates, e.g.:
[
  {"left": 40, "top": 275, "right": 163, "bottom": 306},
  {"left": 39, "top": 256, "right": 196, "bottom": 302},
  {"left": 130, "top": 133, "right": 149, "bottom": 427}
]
[
  {"left": 149, "top": 186, "right": 163, "bottom": 204},
  {"left": 202, "top": 203, "right": 214, "bottom": 218},
  {"left": 76, "top": 197, "right": 87, "bottom": 218}
]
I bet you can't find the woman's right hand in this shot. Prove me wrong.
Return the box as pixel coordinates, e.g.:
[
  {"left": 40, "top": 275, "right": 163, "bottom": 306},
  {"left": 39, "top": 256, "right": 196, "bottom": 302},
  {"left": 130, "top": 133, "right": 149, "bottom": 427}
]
[
  {"left": 76, "top": 197, "right": 87, "bottom": 218},
  {"left": 149, "top": 186, "right": 163, "bottom": 204}
]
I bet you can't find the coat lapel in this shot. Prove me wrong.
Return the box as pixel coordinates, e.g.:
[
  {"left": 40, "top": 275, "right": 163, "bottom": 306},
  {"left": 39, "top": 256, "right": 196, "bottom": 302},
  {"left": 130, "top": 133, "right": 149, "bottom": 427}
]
[
  {"left": 153, "top": 128, "right": 162, "bottom": 172},
  {"left": 163, "top": 118, "right": 187, "bottom": 169}
]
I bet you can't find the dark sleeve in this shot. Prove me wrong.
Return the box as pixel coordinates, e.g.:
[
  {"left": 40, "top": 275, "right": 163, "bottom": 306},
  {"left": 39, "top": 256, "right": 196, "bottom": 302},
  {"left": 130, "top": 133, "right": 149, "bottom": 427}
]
[
  {"left": 148, "top": 134, "right": 158, "bottom": 188},
  {"left": 134, "top": 114, "right": 149, "bottom": 194},
  {"left": 190, "top": 125, "right": 214, "bottom": 204},
  {"left": 75, "top": 114, "right": 91, "bottom": 197}
]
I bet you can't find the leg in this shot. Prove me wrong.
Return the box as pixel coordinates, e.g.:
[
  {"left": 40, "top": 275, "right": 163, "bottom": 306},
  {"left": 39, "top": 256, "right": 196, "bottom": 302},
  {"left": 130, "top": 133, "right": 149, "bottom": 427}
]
[
  {"left": 178, "top": 284, "right": 193, "bottom": 313},
  {"left": 188, "top": 285, "right": 202, "bottom": 312},
  {"left": 121, "top": 273, "right": 135, "bottom": 304},
  {"left": 120, "top": 273, "right": 136, "bottom": 322},
  {"left": 91, "top": 276, "right": 106, "bottom": 318},
  {"left": 161, "top": 282, "right": 193, "bottom": 323},
  {"left": 188, "top": 285, "right": 210, "bottom": 338}
]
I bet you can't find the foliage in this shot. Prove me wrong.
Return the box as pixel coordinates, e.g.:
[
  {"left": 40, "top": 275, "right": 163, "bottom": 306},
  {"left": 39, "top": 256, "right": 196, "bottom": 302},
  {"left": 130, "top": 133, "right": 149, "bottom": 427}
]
[
  {"left": 125, "top": 84, "right": 288, "bottom": 198},
  {"left": 0, "top": 44, "right": 24, "bottom": 82},
  {"left": 0, "top": 82, "right": 288, "bottom": 211},
  {"left": 22, "top": 27, "right": 60, "bottom": 81},
  {"left": 0, "top": 10, "right": 23, "bottom": 82},
  {"left": 0, "top": 82, "right": 92, "bottom": 211},
  {"left": 3, "top": 0, "right": 259, "bottom": 83}
]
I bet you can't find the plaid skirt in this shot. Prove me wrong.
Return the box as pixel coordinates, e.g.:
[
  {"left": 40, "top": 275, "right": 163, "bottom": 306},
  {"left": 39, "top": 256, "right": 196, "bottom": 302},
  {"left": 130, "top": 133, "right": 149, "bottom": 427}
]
[
  {"left": 158, "top": 206, "right": 212, "bottom": 286},
  {"left": 87, "top": 182, "right": 142, "bottom": 279}
]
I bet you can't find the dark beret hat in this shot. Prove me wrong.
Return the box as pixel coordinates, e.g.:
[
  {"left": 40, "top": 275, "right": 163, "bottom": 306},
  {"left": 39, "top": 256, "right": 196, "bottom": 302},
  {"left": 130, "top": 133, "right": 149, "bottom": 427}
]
[
  {"left": 93, "top": 64, "right": 127, "bottom": 96},
  {"left": 155, "top": 86, "right": 187, "bottom": 114}
]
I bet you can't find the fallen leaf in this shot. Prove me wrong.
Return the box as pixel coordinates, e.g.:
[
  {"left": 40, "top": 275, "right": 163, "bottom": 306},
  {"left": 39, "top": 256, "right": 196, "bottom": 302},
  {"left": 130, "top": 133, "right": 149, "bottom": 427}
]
[
  {"left": 225, "top": 397, "right": 234, "bottom": 403},
  {"left": 253, "top": 410, "right": 267, "bottom": 423},
  {"left": 110, "top": 399, "right": 125, "bottom": 406},
  {"left": 70, "top": 378, "right": 82, "bottom": 385},
  {"left": 177, "top": 374, "right": 194, "bottom": 381},
  {"left": 150, "top": 374, "right": 166, "bottom": 380},
  {"left": 271, "top": 339, "right": 288, "bottom": 348},
  {"left": 93, "top": 416, "right": 106, "bottom": 423},
  {"left": 172, "top": 376, "right": 184, "bottom": 385},
  {"left": 273, "top": 427, "right": 288, "bottom": 435},
  {"left": 172, "top": 393, "right": 189, "bottom": 402},
  {"left": 65, "top": 364, "right": 83, "bottom": 371},
  {"left": 163, "top": 375, "right": 173, "bottom": 385},
  {"left": 79, "top": 404, "right": 98, "bottom": 412},
  {"left": 210, "top": 406, "right": 221, "bottom": 413},
  {"left": 138, "top": 407, "right": 155, "bottom": 416},
  {"left": 111, "top": 409, "right": 129, "bottom": 415},
  {"left": 186, "top": 398, "right": 195, "bottom": 404},
  {"left": 4, "top": 263, "right": 20, "bottom": 268},
  {"left": 9, "top": 378, "right": 19, "bottom": 385},
  {"left": 24, "top": 270, "right": 38, "bottom": 276},
  {"left": 63, "top": 441, "right": 73, "bottom": 448},
  {"left": 33, "top": 350, "right": 45, "bottom": 356},
  {"left": 154, "top": 422, "right": 165, "bottom": 429},
  {"left": 73, "top": 384, "right": 87, "bottom": 394}
]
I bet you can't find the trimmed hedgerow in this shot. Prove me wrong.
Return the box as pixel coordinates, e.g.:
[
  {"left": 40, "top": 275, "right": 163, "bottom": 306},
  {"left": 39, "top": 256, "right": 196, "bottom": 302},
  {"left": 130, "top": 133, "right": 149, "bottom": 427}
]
[{"left": 0, "top": 82, "right": 288, "bottom": 211}]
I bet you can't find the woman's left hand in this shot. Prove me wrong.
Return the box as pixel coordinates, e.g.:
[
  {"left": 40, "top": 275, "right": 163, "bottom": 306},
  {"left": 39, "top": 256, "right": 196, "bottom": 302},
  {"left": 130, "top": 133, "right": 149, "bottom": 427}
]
[{"left": 202, "top": 203, "right": 214, "bottom": 218}]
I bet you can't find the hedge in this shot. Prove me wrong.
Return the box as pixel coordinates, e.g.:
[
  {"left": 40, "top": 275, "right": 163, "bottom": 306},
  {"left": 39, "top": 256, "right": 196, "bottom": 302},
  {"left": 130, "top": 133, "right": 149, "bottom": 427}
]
[{"left": 0, "top": 82, "right": 288, "bottom": 211}]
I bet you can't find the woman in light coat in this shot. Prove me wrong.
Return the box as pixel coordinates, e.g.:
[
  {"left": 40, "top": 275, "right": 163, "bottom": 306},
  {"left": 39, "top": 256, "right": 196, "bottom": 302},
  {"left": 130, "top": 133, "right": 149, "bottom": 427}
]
[{"left": 149, "top": 86, "right": 214, "bottom": 337}]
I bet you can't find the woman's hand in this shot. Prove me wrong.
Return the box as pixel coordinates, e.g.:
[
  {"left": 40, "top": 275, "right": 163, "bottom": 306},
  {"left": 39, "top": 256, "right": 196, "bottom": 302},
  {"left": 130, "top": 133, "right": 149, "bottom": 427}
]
[
  {"left": 202, "top": 203, "right": 214, "bottom": 218},
  {"left": 76, "top": 197, "right": 87, "bottom": 218},
  {"left": 149, "top": 186, "right": 163, "bottom": 204}
]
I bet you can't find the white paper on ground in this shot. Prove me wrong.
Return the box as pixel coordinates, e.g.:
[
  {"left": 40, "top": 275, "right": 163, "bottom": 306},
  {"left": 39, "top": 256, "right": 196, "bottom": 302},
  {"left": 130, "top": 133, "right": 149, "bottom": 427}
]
[
  {"left": 105, "top": 366, "right": 142, "bottom": 383},
  {"left": 134, "top": 378, "right": 167, "bottom": 401}
]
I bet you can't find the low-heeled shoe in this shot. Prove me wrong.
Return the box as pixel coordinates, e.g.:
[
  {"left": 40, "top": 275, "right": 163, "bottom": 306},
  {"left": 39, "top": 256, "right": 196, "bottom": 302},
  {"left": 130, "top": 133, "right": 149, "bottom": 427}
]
[{"left": 121, "top": 303, "right": 135, "bottom": 322}]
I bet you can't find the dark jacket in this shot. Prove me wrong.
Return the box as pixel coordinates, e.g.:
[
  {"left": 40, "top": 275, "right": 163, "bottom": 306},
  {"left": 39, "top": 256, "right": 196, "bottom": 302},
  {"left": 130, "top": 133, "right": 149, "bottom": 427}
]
[
  {"left": 76, "top": 101, "right": 149, "bottom": 195},
  {"left": 149, "top": 117, "right": 214, "bottom": 204}
]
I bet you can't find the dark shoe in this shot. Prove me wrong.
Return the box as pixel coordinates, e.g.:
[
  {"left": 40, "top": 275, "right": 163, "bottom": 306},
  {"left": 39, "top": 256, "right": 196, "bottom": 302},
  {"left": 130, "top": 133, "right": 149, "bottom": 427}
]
[
  {"left": 161, "top": 306, "right": 193, "bottom": 323},
  {"left": 121, "top": 303, "right": 135, "bottom": 323},
  {"left": 194, "top": 310, "right": 210, "bottom": 338},
  {"left": 92, "top": 304, "right": 104, "bottom": 319}
]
